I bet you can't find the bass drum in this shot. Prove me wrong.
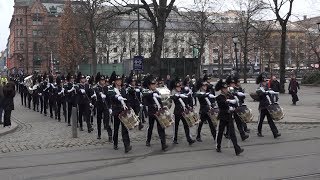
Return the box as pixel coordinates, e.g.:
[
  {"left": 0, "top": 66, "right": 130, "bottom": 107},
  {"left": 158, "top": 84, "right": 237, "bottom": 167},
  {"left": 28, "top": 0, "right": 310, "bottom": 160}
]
[
  {"left": 118, "top": 108, "right": 140, "bottom": 130},
  {"left": 155, "top": 107, "right": 174, "bottom": 129},
  {"left": 208, "top": 107, "right": 219, "bottom": 126},
  {"left": 157, "top": 86, "right": 172, "bottom": 109},
  {"left": 267, "top": 103, "right": 284, "bottom": 121},
  {"left": 182, "top": 108, "right": 200, "bottom": 127},
  {"left": 235, "top": 105, "right": 254, "bottom": 123},
  {"left": 250, "top": 92, "right": 260, "bottom": 101}
]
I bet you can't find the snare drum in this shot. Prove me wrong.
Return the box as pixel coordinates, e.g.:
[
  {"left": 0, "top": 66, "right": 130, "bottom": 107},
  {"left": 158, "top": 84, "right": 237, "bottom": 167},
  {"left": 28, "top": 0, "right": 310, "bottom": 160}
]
[
  {"left": 118, "top": 108, "right": 140, "bottom": 130},
  {"left": 155, "top": 107, "right": 174, "bottom": 129},
  {"left": 267, "top": 103, "right": 284, "bottom": 121},
  {"left": 208, "top": 108, "right": 219, "bottom": 126},
  {"left": 235, "top": 105, "right": 254, "bottom": 123},
  {"left": 182, "top": 108, "right": 200, "bottom": 127}
]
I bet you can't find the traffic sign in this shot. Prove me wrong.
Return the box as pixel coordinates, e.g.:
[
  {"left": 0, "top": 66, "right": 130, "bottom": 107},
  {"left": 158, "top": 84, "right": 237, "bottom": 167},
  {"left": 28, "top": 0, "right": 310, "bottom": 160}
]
[{"left": 133, "top": 56, "right": 144, "bottom": 71}]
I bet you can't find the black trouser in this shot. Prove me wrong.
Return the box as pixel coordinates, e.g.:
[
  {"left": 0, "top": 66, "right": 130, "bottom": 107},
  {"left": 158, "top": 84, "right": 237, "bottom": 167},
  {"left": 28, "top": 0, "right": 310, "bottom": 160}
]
[
  {"left": 146, "top": 114, "right": 166, "bottom": 146},
  {"left": 44, "top": 95, "right": 49, "bottom": 115},
  {"left": 27, "top": 94, "right": 32, "bottom": 109},
  {"left": 61, "top": 100, "right": 67, "bottom": 122},
  {"left": 23, "top": 93, "right": 27, "bottom": 107},
  {"left": 49, "top": 97, "right": 56, "bottom": 118},
  {"left": 3, "top": 110, "right": 12, "bottom": 127},
  {"left": 32, "top": 95, "right": 39, "bottom": 111},
  {"left": 174, "top": 114, "right": 192, "bottom": 143},
  {"left": 20, "top": 92, "right": 24, "bottom": 105},
  {"left": 291, "top": 93, "right": 299, "bottom": 104},
  {"left": 217, "top": 117, "right": 241, "bottom": 153},
  {"left": 56, "top": 100, "right": 62, "bottom": 120},
  {"left": 78, "top": 103, "right": 92, "bottom": 131},
  {"left": 67, "top": 102, "right": 73, "bottom": 124},
  {"left": 97, "top": 108, "right": 112, "bottom": 138},
  {"left": 258, "top": 109, "right": 279, "bottom": 135},
  {"left": 197, "top": 113, "right": 216, "bottom": 140},
  {"left": 39, "top": 96, "right": 44, "bottom": 114},
  {"left": 226, "top": 113, "right": 246, "bottom": 138},
  {"left": 113, "top": 114, "right": 130, "bottom": 147}
]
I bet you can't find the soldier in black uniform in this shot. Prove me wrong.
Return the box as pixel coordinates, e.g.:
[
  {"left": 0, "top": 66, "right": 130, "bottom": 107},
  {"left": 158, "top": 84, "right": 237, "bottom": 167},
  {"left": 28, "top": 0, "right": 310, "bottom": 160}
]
[
  {"left": 32, "top": 76, "right": 40, "bottom": 112},
  {"left": 48, "top": 75, "right": 56, "bottom": 119},
  {"left": 65, "top": 73, "right": 76, "bottom": 126},
  {"left": 225, "top": 76, "right": 249, "bottom": 141},
  {"left": 143, "top": 76, "right": 168, "bottom": 151},
  {"left": 76, "top": 73, "right": 94, "bottom": 133},
  {"left": 108, "top": 72, "right": 132, "bottom": 153},
  {"left": 234, "top": 77, "right": 250, "bottom": 133},
  {"left": 19, "top": 75, "right": 25, "bottom": 106},
  {"left": 170, "top": 77, "right": 195, "bottom": 145},
  {"left": 215, "top": 79, "right": 244, "bottom": 156},
  {"left": 256, "top": 74, "right": 281, "bottom": 138},
  {"left": 60, "top": 75, "right": 67, "bottom": 122},
  {"left": 94, "top": 73, "right": 112, "bottom": 141},
  {"left": 126, "top": 74, "right": 144, "bottom": 130},
  {"left": 55, "top": 76, "right": 64, "bottom": 121},
  {"left": 195, "top": 79, "right": 217, "bottom": 142},
  {"left": 42, "top": 74, "right": 50, "bottom": 116},
  {"left": 38, "top": 75, "right": 44, "bottom": 114}
]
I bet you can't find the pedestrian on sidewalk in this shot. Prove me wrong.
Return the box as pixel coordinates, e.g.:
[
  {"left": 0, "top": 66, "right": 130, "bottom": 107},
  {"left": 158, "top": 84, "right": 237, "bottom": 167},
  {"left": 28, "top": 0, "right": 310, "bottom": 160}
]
[
  {"left": 270, "top": 76, "right": 280, "bottom": 102},
  {"left": 0, "top": 81, "right": 4, "bottom": 124},
  {"left": 288, "top": 75, "right": 300, "bottom": 105},
  {"left": 2, "top": 81, "right": 16, "bottom": 127}
]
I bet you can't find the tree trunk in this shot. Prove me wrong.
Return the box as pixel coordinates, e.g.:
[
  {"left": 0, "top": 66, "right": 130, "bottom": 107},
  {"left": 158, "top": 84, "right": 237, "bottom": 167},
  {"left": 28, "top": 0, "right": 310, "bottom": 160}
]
[
  {"left": 279, "top": 26, "right": 287, "bottom": 93},
  {"left": 150, "top": 23, "right": 165, "bottom": 77},
  {"left": 243, "top": 33, "right": 248, "bottom": 83}
]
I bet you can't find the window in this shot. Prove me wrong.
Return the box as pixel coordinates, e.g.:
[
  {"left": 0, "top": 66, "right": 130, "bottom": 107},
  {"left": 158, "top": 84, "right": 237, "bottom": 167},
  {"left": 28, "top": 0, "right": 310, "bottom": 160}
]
[
  {"left": 20, "top": 42, "right": 24, "bottom": 50},
  {"left": 141, "top": 48, "right": 144, "bottom": 53},
  {"left": 19, "top": 29, "right": 23, "bottom": 36},
  {"left": 113, "top": 47, "right": 117, "bottom": 53},
  {"left": 188, "top": 37, "right": 192, "bottom": 42},
  {"left": 33, "top": 42, "right": 41, "bottom": 51},
  {"left": 165, "top": 48, "right": 169, "bottom": 53},
  {"left": 33, "top": 30, "right": 42, "bottom": 36},
  {"left": 49, "top": 6, "right": 57, "bottom": 14},
  {"left": 131, "top": 48, "right": 135, "bottom": 52},
  {"left": 164, "top": 38, "right": 169, "bottom": 43},
  {"left": 123, "top": 47, "right": 126, "bottom": 52},
  {"left": 213, "top": 49, "right": 219, "bottom": 53},
  {"left": 32, "top": 14, "right": 42, "bottom": 25},
  {"left": 189, "top": 48, "right": 192, "bottom": 53},
  {"left": 148, "top": 47, "right": 152, "bottom": 52},
  {"left": 181, "top": 48, "right": 184, "bottom": 52},
  {"left": 132, "top": 38, "right": 136, "bottom": 42},
  {"left": 173, "top": 48, "right": 177, "bottom": 53}
]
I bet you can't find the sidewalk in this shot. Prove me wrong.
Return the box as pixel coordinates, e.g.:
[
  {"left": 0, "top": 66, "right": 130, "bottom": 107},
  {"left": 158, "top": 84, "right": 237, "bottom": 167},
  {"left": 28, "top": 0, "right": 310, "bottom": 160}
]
[{"left": 0, "top": 121, "right": 18, "bottom": 136}]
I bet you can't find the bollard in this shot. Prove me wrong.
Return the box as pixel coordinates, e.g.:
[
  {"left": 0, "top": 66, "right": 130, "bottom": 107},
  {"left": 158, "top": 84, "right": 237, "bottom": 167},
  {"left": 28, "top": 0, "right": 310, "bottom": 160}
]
[{"left": 71, "top": 106, "right": 78, "bottom": 138}]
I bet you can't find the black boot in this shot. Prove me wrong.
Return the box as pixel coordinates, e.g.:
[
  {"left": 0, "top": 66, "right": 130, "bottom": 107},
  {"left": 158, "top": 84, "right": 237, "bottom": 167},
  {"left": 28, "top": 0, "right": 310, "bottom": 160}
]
[
  {"left": 188, "top": 139, "right": 196, "bottom": 145},
  {"left": 274, "top": 133, "right": 281, "bottom": 139},
  {"left": 125, "top": 145, "right": 132, "bottom": 153},
  {"left": 236, "top": 148, "right": 244, "bottom": 156},
  {"left": 241, "top": 134, "right": 249, "bottom": 141},
  {"left": 146, "top": 141, "right": 151, "bottom": 147},
  {"left": 257, "top": 132, "right": 264, "bottom": 137}
]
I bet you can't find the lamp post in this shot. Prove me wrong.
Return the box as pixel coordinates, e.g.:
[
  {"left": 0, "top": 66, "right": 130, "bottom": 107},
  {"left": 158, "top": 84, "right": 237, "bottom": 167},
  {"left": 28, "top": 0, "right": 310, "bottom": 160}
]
[
  {"left": 317, "top": 22, "right": 320, "bottom": 32},
  {"left": 232, "top": 35, "right": 239, "bottom": 74}
]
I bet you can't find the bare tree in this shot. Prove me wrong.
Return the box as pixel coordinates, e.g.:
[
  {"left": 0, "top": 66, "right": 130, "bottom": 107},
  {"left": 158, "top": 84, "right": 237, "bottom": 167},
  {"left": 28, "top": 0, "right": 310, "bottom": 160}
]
[{"left": 269, "top": 0, "right": 295, "bottom": 93}]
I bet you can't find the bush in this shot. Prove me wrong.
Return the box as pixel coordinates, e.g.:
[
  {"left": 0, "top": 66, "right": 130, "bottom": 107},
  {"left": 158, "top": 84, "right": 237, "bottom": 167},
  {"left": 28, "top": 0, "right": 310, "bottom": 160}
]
[{"left": 302, "top": 71, "right": 320, "bottom": 85}]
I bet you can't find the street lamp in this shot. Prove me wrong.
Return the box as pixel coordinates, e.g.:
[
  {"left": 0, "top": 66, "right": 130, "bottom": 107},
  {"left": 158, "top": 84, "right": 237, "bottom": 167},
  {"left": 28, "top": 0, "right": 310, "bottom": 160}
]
[
  {"left": 232, "top": 35, "right": 239, "bottom": 74},
  {"left": 317, "top": 22, "right": 320, "bottom": 32}
]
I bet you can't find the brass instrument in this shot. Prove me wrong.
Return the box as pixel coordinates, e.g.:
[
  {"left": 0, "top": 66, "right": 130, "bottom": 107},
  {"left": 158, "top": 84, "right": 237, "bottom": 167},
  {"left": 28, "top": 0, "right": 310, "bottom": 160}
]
[
  {"left": 157, "top": 86, "right": 172, "bottom": 109},
  {"left": 155, "top": 107, "right": 174, "bottom": 129},
  {"left": 24, "top": 75, "right": 34, "bottom": 94},
  {"left": 182, "top": 107, "right": 200, "bottom": 127}
]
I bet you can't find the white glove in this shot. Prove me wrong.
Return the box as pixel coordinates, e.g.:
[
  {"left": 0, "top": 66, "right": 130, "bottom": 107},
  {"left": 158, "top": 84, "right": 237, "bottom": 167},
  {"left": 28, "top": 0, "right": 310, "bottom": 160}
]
[
  {"left": 229, "top": 107, "right": 235, "bottom": 111},
  {"left": 140, "top": 104, "right": 143, "bottom": 107},
  {"left": 109, "top": 109, "right": 112, "bottom": 114},
  {"left": 47, "top": 84, "right": 50, "bottom": 88},
  {"left": 174, "top": 94, "right": 180, "bottom": 97},
  {"left": 80, "top": 89, "right": 85, "bottom": 94},
  {"left": 101, "top": 94, "right": 106, "bottom": 99},
  {"left": 135, "top": 89, "right": 140, "bottom": 93},
  {"left": 227, "top": 99, "right": 237, "bottom": 104},
  {"left": 180, "top": 94, "right": 188, "bottom": 98},
  {"left": 89, "top": 103, "right": 93, "bottom": 108},
  {"left": 91, "top": 93, "right": 97, "bottom": 98},
  {"left": 184, "top": 86, "right": 189, "bottom": 91},
  {"left": 68, "top": 87, "right": 75, "bottom": 93},
  {"left": 38, "top": 93, "right": 42, "bottom": 96},
  {"left": 153, "top": 93, "right": 160, "bottom": 98},
  {"left": 267, "top": 90, "right": 279, "bottom": 95},
  {"left": 208, "top": 94, "right": 216, "bottom": 98},
  {"left": 259, "top": 87, "right": 266, "bottom": 93},
  {"left": 237, "top": 92, "right": 245, "bottom": 96},
  {"left": 117, "top": 96, "right": 127, "bottom": 101},
  {"left": 123, "top": 105, "right": 128, "bottom": 110}
]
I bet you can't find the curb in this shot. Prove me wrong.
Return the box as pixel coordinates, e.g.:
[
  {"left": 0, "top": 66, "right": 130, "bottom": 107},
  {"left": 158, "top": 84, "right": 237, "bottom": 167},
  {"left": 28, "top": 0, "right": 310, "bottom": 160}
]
[
  {"left": 0, "top": 121, "right": 18, "bottom": 137},
  {"left": 250, "top": 121, "right": 320, "bottom": 125},
  {"left": 301, "top": 84, "right": 320, "bottom": 87}
]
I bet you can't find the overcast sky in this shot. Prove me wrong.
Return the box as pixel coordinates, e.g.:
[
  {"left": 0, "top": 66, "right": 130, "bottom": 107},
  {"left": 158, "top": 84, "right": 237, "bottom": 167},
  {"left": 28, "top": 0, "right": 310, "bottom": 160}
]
[{"left": 0, "top": 0, "right": 320, "bottom": 51}]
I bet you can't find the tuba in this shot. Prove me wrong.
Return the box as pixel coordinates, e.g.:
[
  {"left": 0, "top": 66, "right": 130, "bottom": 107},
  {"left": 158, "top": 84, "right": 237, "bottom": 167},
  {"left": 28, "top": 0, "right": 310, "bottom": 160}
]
[{"left": 157, "top": 86, "right": 172, "bottom": 109}]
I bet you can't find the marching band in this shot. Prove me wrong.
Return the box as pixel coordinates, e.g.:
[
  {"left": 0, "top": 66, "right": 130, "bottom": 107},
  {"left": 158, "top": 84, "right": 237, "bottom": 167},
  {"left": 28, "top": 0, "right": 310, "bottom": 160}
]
[{"left": 12, "top": 71, "right": 284, "bottom": 155}]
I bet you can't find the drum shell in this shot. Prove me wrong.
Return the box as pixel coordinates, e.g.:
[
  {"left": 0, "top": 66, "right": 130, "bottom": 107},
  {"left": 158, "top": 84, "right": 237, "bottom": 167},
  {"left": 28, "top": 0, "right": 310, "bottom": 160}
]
[
  {"left": 235, "top": 105, "right": 254, "bottom": 123},
  {"left": 207, "top": 108, "right": 219, "bottom": 126},
  {"left": 267, "top": 103, "right": 284, "bottom": 121},
  {"left": 155, "top": 107, "right": 174, "bottom": 129},
  {"left": 182, "top": 108, "right": 200, "bottom": 127},
  {"left": 118, "top": 108, "right": 139, "bottom": 130}
]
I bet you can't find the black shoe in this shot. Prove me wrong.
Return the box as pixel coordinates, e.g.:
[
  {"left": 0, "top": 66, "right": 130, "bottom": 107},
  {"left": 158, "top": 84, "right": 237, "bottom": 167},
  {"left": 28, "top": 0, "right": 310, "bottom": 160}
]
[
  {"left": 146, "top": 141, "right": 151, "bottom": 147},
  {"left": 50, "top": 115, "right": 53, "bottom": 118},
  {"left": 257, "top": 133, "right": 264, "bottom": 137},
  {"left": 173, "top": 140, "right": 179, "bottom": 144},
  {"left": 188, "top": 139, "right": 196, "bottom": 145},
  {"left": 162, "top": 144, "right": 169, "bottom": 151},
  {"left": 138, "top": 124, "right": 144, "bottom": 130},
  {"left": 236, "top": 148, "right": 244, "bottom": 156},
  {"left": 108, "top": 137, "right": 113, "bottom": 142},
  {"left": 224, "top": 134, "right": 230, "bottom": 139},
  {"left": 68, "top": 123, "right": 71, "bottom": 126},
  {"left": 196, "top": 137, "right": 202, "bottom": 142},
  {"left": 125, "top": 145, "right": 132, "bottom": 153},
  {"left": 274, "top": 133, "right": 281, "bottom": 139},
  {"left": 216, "top": 147, "right": 221, "bottom": 153},
  {"left": 97, "top": 137, "right": 101, "bottom": 139},
  {"left": 241, "top": 134, "right": 249, "bottom": 141},
  {"left": 80, "top": 127, "right": 84, "bottom": 131},
  {"left": 113, "top": 145, "right": 118, "bottom": 150},
  {"left": 244, "top": 129, "right": 251, "bottom": 133}
]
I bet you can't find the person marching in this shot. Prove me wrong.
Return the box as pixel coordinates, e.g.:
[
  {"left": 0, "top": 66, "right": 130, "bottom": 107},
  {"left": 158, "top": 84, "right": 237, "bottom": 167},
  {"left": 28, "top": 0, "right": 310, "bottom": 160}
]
[
  {"left": 195, "top": 79, "right": 217, "bottom": 142},
  {"left": 60, "top": 75, "right": 67, "bottom": 123},
  {"left": 76, "top": 73, "right": 94, "bottom": 133},
  {"left": 42, "top": 74, "right": 50, "bottom": 116},
  {"left": 225, "top": 76, "right": 249, "bottom": 141},
  {"left": 215, "top": 79, "right": 244, "bottom": 155},
  {"left": 170, "top": 77, "right": 196, "bottom": 145},
  {"left": 38, "top": 75, "right": 44, "bottom": 114},
  {"left": 143, "top": 75, "right": 168, "bottom": 151},
  {"left": 65, "top": 73, "right": 76, "bottom": 126},
  {"left": 48, "top": 75, "right": 56, "bottom": 119},
  {"left": 126, "top": 74, "right": 144, "bottom": 130},
  {"left": 31, "top": 76, "right": 40, "bottom": 112},
  {"left": 55, "top": 76, "right": 65, "bottom": 122},
  {"left": 108, "top": 72, "right": 132, "bottom": 153},
  {"left": 234, "top": 76, "right": 250, "bottom": 133},
  {"left": 256, "top": 74, "right": 281, "bottom": 138},
  {"left": 94, "top": 73, "right": 112, "bottom": 141}
]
